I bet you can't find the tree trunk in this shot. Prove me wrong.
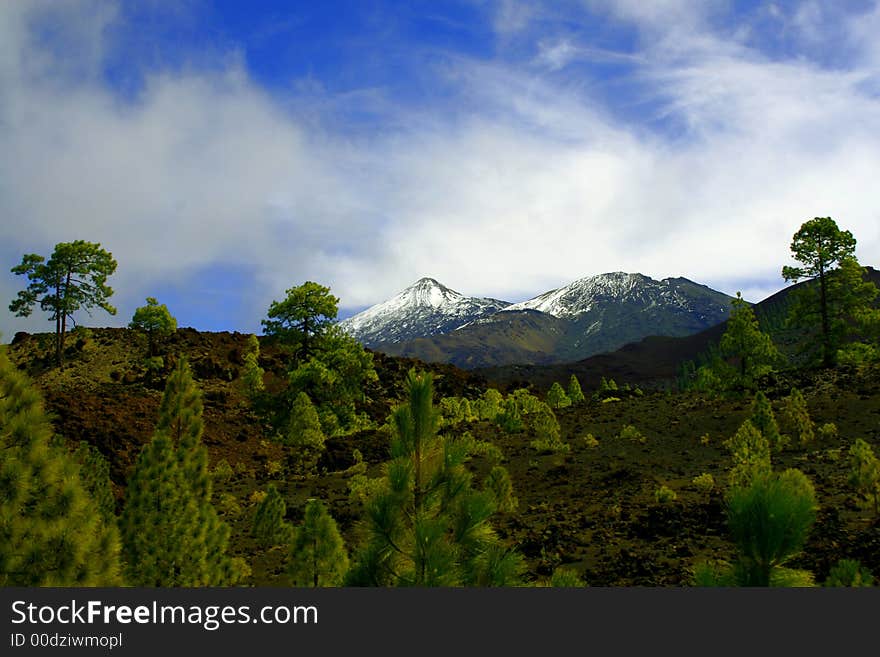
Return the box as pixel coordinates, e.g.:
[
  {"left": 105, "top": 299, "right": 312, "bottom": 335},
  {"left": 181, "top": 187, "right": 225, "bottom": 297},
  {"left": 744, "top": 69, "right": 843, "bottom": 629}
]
[{"left": 819, "top": 266, "right": 832, "bottom": 368}]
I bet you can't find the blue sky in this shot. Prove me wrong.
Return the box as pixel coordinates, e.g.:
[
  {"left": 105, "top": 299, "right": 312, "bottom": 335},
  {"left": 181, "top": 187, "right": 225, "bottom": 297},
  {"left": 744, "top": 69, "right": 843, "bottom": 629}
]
[{"left": 2, "top": 0, "right": 880, "bottom": 338}]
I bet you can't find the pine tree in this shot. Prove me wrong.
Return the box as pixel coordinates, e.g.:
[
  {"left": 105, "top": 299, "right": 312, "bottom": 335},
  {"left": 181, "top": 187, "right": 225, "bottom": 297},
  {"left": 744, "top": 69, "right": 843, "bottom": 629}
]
[
  {"left": 781, "top": 388, "right": 814, "bottom": 447},
  {"left": 9, "top": 241, "right": 117, "bottom": 366},
  {"left": 71, "top": 441, "right": 117, "bottom": 524},
  {"left": 726, "top": 469, "right": 817, "bottom": 586},
  {"left": 0, "top": 348, "right": 121, "bottom": 585},
  {"left": 530, "top": 402, "right": 569, "bottom": 453},
  {"left": 547, "top": 382, "right": 571, "bottom": 409},
  {"left": 751, "top": 391, "right": 787, "bottom": 452},
  {"left": 724, "top": 420, "right": 772, "bottom": 489},
  {"left": 287, "top": 499, "right": 349, "bottom": 586},
  {"left": 252, "top": 484, "right": 292, "bottom": 548},
  {"left": 241, "top": 334, "right": 265, "bottom": 396},
  {"left": 848, "top": 439, "right": 880, "bottom": 515},
  {"left": 568, "top": 374, "right": 585, "bottom": 404},
  {"left": 285, "top": 392, "right": 326, "bottom": 474},
  {"left": 782, "top": 218, "right": 877, "bottom": 367},
  {"left": 129, "top": 297, "right": 177, "bottom": 358},
  {"left": 484, "top": 466, "right": 518, "bottom": 512},
  {"left": 346, "top": 369, "right": 522, "bottom": 586},
  {"left": 720, "top": 292, "right": 783, "bottom": 388},
  {"left": 121, "top": 358, "right": 239, "bottom": 586}
]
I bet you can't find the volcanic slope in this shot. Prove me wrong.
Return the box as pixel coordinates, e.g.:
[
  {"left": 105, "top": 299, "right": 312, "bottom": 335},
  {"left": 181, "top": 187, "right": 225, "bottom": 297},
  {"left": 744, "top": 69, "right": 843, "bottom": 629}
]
[{"left": 480, "top": 266, "right": 880, "bottom": 390}]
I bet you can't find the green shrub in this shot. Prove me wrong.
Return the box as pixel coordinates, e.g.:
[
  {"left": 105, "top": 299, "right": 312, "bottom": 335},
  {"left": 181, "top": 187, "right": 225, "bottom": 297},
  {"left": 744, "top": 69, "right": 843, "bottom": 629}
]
[
  {"left": 781, "top": 388, "right": 814, "bottom": 447},
  {"left": 724, "top": 420, "right": 771, "bottom": 489},
  {"left": 824, "top": 559, "right": 874, "bottom": 587},
  {"left": 655, "top": 484, "right": 677, "bottom": 504},
  {"left": 251, "top": 484, "right": 292, "bottom": 548},
  {"left": 848, "top": 438, "right": 880, "bottom": 515},
  {"left": 347, "top": 473, "right": 385, "bottom": 505},
  {"left": 582, "top": 434, "right": 599, "bottom": 448},
  {"left": 567, "top": 375, "right": 585, "bottom": 404},
  {"left": 484, "top": 466, "right": 518, "bottom": 512},
  {"left": 549, "top": 567, "right": 586, "bottom": 587},
  {"left": 751, "top": 391, "right": 786, "bottom": 452},
  {"left": 547, "top": 382, "right": 571, "bottom": 409},
  {"left": 692, "top": 473, "right": 715, "bottom": 496},
  {"left": 817, "top": 422, "right": 838, "bottom": 441},
  {"left": 212, "top": 458, "right": 234, "bottom": 482},
  {"left": 618, "top": 424, "right": 645, "bottom": 444},
  {"left": 529, "top": 404, "right": 569, "bottom": 453},
  {"left": 726, "top": 469, "right": 817, "bottom": 586},
  {"left": 287, "top": 499, "right": 348, "bottom": 586}
]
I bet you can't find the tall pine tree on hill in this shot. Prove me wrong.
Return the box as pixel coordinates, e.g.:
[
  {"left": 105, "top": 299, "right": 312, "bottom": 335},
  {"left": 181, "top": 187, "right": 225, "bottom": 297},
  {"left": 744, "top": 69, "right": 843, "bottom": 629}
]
[
  {"left": 0, "top": 347, "right": 121, "bottom": 585},
  {"left": 121, "top": 358, "right": 241, "bottom": 586}
]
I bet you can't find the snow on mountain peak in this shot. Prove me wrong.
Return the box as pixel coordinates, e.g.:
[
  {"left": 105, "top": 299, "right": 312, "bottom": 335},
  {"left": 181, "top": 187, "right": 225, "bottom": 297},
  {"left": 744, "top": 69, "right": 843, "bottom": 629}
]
[
  {"left": 504, "top": 272, "right": 690, "bottom": 318},
  {"left": 339, "top": 278, "right": 511, "bottom": 346}
]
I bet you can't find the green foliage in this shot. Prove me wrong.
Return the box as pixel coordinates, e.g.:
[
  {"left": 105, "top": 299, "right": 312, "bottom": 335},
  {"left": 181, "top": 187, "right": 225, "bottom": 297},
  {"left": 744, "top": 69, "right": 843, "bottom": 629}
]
[
  {"left": 346, "top": 369, "right": 522, "bottom": 586},
  {"left": 241, "top": 334, "right": 265, "bottom": 396},
  {"left": 618, "top": 424, "right": 645, "bottom": 444},
  {"left": 549, "top": 567, "right": 586, "bottom": 587},
  {"left": 782, "top": 218, "right": 876, "bottom": 366},
  {"left": 817, "top": 422, "right": 838, "bottom": 441},
  {"left": 439, "top": 397, "right": 466, "bottom": 426},
  {"left": 484, "top": 466, "right": 518, "bottom": 512},
  {"left": 547, "top": 382, "right": 571, "bottom": 409},
  {"left": 582, "top": 433, "right": 599, "bottom": 448},
  {"left": 9, "top": 241, "right": 118, "bottom": 366},
  {"left": 780, "top": 388, "right": 814, "bottom": 447},
  {"left": 496, "top": 397, "right": 524, "bottom": 434},
  {"left": 848, "top": 438, "right": 880, "bottom": 515},
  {"left": 475, "top": 388, "right": 504, "bottom": 420},
  {"left": 750, "top": 391, "right": 786, "bottom": 452},
  {"left": 724, "top": 420, "right": 772, "bottom": 489},
  {"left": 286, "top": 326, "right": 377, "bottom": 435},
  {"left": 530, "top": 403, "right": 569, "bottom": 453},
  {"left": 252, "top": 484, "right": 292, "bottom": 549},
  {"left": 262, "top": 281, "right": 339, "bottom": 361},
  {"left": 824, "top": 559, "right": 874, "bottom": 587},
  {"left": 0, "top": 349, "right": 122, "bottom": 585},
  {"left": 725, "top": 469, "right": 817, "bottom": 586},
  {"left": 285, "top": 392, "right": 326, "bottom": 474},
  {"left": 692, "top": 473, "right": 715, "bottom": 497},
  {"left": 144, "top": 355, "right": 164, "bottom": 378},
  {"left": 120, "top": 358, "right": 239, "bottom": 586},
  {"left": 212, "top": 458, "right": 234, "bottom": 482},
  {"left": 71, "top": 441, "right": 117, "bottom": 524},
  {"left": 719, "top": 292, "right": 783, "bottom": 389},
  {"left": 510, "top": 388, "right": 543, "bottom": 415},
  {"left": 692, "top": 560, "right": 735, "bottom": 587},
  {"left": 288, "top": 499, "right": 349, "bottom": 586},
  {"left": 567, "top": 375, "right": 585, "bottom": 404},
  {"left": 347, "top": 472, "right": 385, "bottom": 505},
  {"left": 654, "top": 484, "right": 677, "bottom": 504},
  {"left": 129, "top": 297, "right": 177, "bottom": 358}
]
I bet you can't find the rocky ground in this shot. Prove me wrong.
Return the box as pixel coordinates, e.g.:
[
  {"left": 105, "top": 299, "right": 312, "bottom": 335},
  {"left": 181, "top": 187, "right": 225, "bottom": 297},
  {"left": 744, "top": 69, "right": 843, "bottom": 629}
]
[{"left": 7, "top": 327, "right": 880, "bottom": 586}]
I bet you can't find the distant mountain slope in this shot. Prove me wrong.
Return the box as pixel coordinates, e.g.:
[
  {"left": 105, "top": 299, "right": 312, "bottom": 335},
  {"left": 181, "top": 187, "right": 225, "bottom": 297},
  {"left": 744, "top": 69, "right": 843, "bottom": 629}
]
[
  {"left": 338, "top": 277, "right": 510, "bottom": 347},
  {"left": 477, "top": 266, "right": 880, "bottom": 389},
  {"left": 377, "top": 272, "right": 735, "bottom": 367}
]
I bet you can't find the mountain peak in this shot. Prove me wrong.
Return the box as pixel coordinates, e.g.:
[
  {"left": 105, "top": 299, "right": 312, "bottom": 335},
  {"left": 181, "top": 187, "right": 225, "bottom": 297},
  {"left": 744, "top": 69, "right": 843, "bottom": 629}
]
[
  {"left": 504, "top": 272, "right": 730, "bottom": 318},
  {"left": 339, "top": 279, "right": 511, "bottom": 347}
]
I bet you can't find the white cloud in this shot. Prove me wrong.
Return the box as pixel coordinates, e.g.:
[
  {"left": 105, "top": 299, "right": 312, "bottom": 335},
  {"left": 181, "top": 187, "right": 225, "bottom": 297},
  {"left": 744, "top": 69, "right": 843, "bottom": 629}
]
[{"left": 3, "top": 0, "right": 880, "bottom": 341}]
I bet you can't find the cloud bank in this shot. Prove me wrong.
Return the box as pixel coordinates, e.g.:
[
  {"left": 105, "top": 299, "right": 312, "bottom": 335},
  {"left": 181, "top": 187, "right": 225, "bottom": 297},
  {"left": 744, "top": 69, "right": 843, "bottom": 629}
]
[{"left": 2, "top": 0, "right": 879, "bottom": 338}]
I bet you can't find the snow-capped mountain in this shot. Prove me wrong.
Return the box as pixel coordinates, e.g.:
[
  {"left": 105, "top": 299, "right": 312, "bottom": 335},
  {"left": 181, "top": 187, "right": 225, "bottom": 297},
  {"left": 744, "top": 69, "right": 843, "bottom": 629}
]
[
  {"left": 504, "top": 272, "right": 730, "bottom": 322},
  {"left": 339, "top": 277, "right": 511, "bottom": 347},
  {"left": 375, "top": 272, "right": 736, "bottom": 368}
]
